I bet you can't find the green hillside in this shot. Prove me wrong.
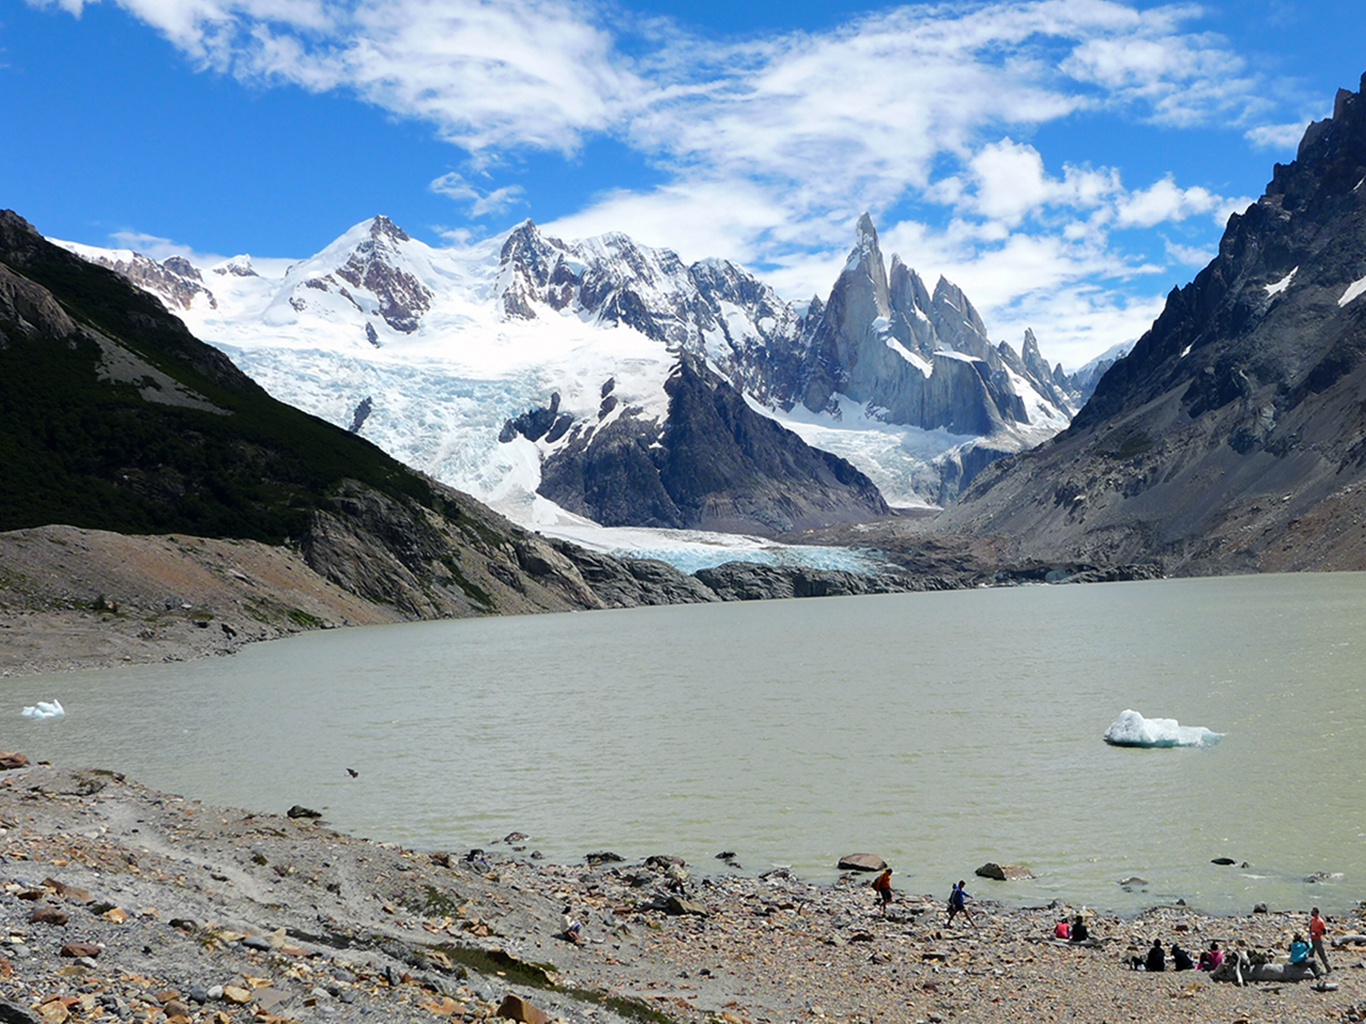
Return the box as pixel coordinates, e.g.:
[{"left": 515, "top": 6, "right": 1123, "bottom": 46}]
[{"left": 0, "top": 210, "right": 435, "bottom": 541}]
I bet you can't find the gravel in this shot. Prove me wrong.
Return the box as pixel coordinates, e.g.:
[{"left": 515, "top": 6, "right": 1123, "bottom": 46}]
[{"left": 1, "top": 763, "right": 1362, "bottom": 1024}]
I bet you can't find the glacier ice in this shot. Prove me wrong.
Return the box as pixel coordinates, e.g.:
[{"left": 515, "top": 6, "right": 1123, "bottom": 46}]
[
  {"left": 1103, "top": 708, "right": 1221, "bottom": 748},
  {"left": 21, "top": 699, "right": 65, "bottom": 719}
]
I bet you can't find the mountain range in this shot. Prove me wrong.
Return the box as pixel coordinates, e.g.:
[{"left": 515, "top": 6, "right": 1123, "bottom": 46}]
[
  {"left": 26, "top": 71, "right": 1366, "bottom": 586},
  {"left": 56, "top": 209, "right": 1085, "bottom": 542}
]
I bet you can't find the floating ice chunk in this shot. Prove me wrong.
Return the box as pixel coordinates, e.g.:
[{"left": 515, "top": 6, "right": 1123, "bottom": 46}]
[
  {"left": 1103, "top": 708, "right": 1220, "bottom": 748},
  {"left": 21, "top": 699, "right": 64, "bottom": 719}
]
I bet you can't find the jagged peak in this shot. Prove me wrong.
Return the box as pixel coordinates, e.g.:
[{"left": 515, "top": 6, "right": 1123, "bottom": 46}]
[
  {"left": 843, "top": 212, "right": 885, "bottom": 277},
  {"left": 855, "top": 211, "right": 878, "bottom": 247},
  {"left": 1286, "top": 72, "right": 1366, "bottom": 175},
  {"left": 368, "top": 215, "right": 411, "bottom": 243}
]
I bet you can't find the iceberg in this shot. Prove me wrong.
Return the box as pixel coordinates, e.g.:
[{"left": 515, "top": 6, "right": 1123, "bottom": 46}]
[
  {"left": 21, "top": 699, "right": 64, "bottom": 719},
  {"left": 1103, "top": 708, "right": 1220, "bottom": 748}
]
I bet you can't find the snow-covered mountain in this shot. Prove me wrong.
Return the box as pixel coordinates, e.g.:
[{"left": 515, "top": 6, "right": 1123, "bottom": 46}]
[{"left": 55, "top": 213, "right": 1082, "bottom": 544}]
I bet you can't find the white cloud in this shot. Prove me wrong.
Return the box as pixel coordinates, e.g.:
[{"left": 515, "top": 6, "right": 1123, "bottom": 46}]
[
  {"left": 1244, "top": 120, "right": 1310, "bottom": 151},
  {"left": 430, "top": 172, "right": 526, "bottom": 217},
  {"left": 1164, "top": 238, "right": 1214, "bottom": 267},
  {"left": 1114, "top": 175, "right": 1218, "bottom": 228},
  {"left": 36, "top": 0, "right": 1306, "bottom": 362}
]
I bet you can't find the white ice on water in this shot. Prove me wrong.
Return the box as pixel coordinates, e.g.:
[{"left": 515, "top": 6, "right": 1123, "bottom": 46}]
[
  {"left": 21, "top": 699, "right": 64, "bottom": 719},
  {"left": 1102, "top": 708, "right": 1220, "bottom": 748}
]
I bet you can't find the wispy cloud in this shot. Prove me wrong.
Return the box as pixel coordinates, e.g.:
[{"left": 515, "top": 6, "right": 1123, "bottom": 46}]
[
  {"left": 108, "top": 229, "right": 225, "bottom": 263},
  {"left": 430, "top": 172, "right": 526, "bottom": 217}
]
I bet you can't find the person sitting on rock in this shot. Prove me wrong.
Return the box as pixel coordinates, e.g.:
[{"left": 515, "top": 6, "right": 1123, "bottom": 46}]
[
  {"left": 1145, "top": 938, "right": 1166, "bottom": 972},
  {"left": 561, "top": 905, "right": 582, "bottom": 943},
  {"left": 1170, "top": 942, "right": 1195, "bottom": 971},
  {"left": 1199, "top": 941, "right": 1223, "bottom": 971},
  {"left": 873, "top": 868, "right": 894, "bottom": 914},
  {"left": 1289, "top": 933, "right": 1323, "bottom": 976},
  {"left": 1053, "top": 917, "right": 1070, "bottom": 939},
  {"left": 1069, "top": 915, "right": 1089, "bottom": 943}
]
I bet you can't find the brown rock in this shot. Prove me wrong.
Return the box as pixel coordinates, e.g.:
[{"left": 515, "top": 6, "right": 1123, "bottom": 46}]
[
  {"left": 496, "top": 994, "right": 550, "bottom": 1024},
  {"left": 58, "top": 942, "right": 99, "bottom": 958},
  {"left": 837, "top": 853, "right": 886, "bottom": 872},
  {"left": 29, "top": 907, "right": 68, "bottom": 926},
  {"left": 221, "top": 986, "right": 252, "bottom": 1005},
  {"left": 665, "top": 895, "right": 708, "bottom": 917},
  {"left": 252, "top": 989, "right": 292, "bottom": 1013},
  {"left": 0, "top": 751, "right": 28, "bottom": 770},
  {"left": 975, "top": 862, "right": 1033, "bottom": 881},
  {"left": 101, "top": 907, "right": 128, "bottom": 924},
  {"left": 162, "top": 1000, "right": 190, "bottom": 1019},
  {"left": 43, "top": 880, "right": 93, "bottom": 904}
]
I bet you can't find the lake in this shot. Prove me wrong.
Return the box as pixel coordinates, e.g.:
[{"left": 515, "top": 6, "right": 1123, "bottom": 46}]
[{"left": 7, "top": 572, "right": 1365, "bottom": 916}]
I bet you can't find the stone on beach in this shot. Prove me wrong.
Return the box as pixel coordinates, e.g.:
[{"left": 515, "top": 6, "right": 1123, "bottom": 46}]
[
  {"left": 837, "top": 853, "right": 886, "bottom": 872},
  {"left": 0, "top": 751, "right": 29, "bottom": 770},
  {"left": 495, "top": 993, "right": 550, "bottom": 1024},
  {"left": 976, "top": 862, "right": 1033, "bottom": 880}
]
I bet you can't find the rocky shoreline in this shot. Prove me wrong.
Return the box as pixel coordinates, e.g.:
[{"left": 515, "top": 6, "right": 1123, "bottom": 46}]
[{"left": 1, "top": 762, "right": 1362, "bottom": 1024}]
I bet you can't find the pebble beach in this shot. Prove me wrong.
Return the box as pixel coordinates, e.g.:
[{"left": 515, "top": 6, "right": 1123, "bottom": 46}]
[{"left": 1, "top": 760, "right": 1364, "bottom": 1024}]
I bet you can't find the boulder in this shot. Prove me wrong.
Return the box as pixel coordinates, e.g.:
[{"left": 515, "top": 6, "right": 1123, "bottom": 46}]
[
  {"left": 58, "top": 942, "right": 99, "bottom": 958},
  {"left": 976, "top": 862, "right": 1033, "bottom": 881},
  {"left": 286, "top": 805, "right": 321, "bottom": 819},
  {"left": 665, "top": 896, "right": 708, "bottom": 917},
  {"left": 496, "top": 994, "right": 550, "bottom": 1024},
  {"left": 28, "top": 907, "right": 67, "bottom": 926},
  {"left": 837, "top": 853, "right": 886, "bottom": 872},
  {"left": 0, "top": 751, "right": 28, "bottom": 770},
  {"left": 585, "top": 851, "right": 623, "bottom": 866}
]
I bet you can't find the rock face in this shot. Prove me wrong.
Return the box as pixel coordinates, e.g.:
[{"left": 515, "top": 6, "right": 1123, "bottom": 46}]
[
  {"left": 500, "top": 215, "right": 1079, "bottom": 509},
  {"left": 801, "top": 215, "right": 1031, "bottom": 436},
  {"left": 526, "top": 356, "right": 892, "bottom": 534},
  {"left": 937, "top": 74, "right": 1366, "bottom": 574},
  {"left": 333, "top": 216, "right": 432, "bottom": 333}
]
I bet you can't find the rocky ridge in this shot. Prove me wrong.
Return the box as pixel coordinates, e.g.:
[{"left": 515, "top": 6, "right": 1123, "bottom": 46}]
[
  {"left": 935, "top": 73, "right": 1366, "bottom": 574},
  {"left": 521, "top": 357, "right": 891, "bottom": 535}
]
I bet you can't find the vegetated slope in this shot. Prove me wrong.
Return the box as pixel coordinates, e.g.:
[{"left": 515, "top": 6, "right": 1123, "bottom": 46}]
[
  {"left": 0, "top": 210, "right": 709, "bottom": 621},
  {"left": 935, "top": 74, "right": 1366, "bottom": 575}
]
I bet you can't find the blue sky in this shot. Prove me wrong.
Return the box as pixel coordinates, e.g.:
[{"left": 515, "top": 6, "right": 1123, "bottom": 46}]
[{"left": 3, "top": 0, "right": 1365, "bottom": 367}]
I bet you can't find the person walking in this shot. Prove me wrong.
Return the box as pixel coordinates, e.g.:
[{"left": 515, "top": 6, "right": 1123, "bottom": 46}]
[
  {"left": 1309, "top": 907, "right": 1331, "bottom": 973},
  {"left": 872, "top": 867, "right": 894, "bottom": 914},
  {"left": 945, "top": 879, "right": 976, "bottom": 928}
]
